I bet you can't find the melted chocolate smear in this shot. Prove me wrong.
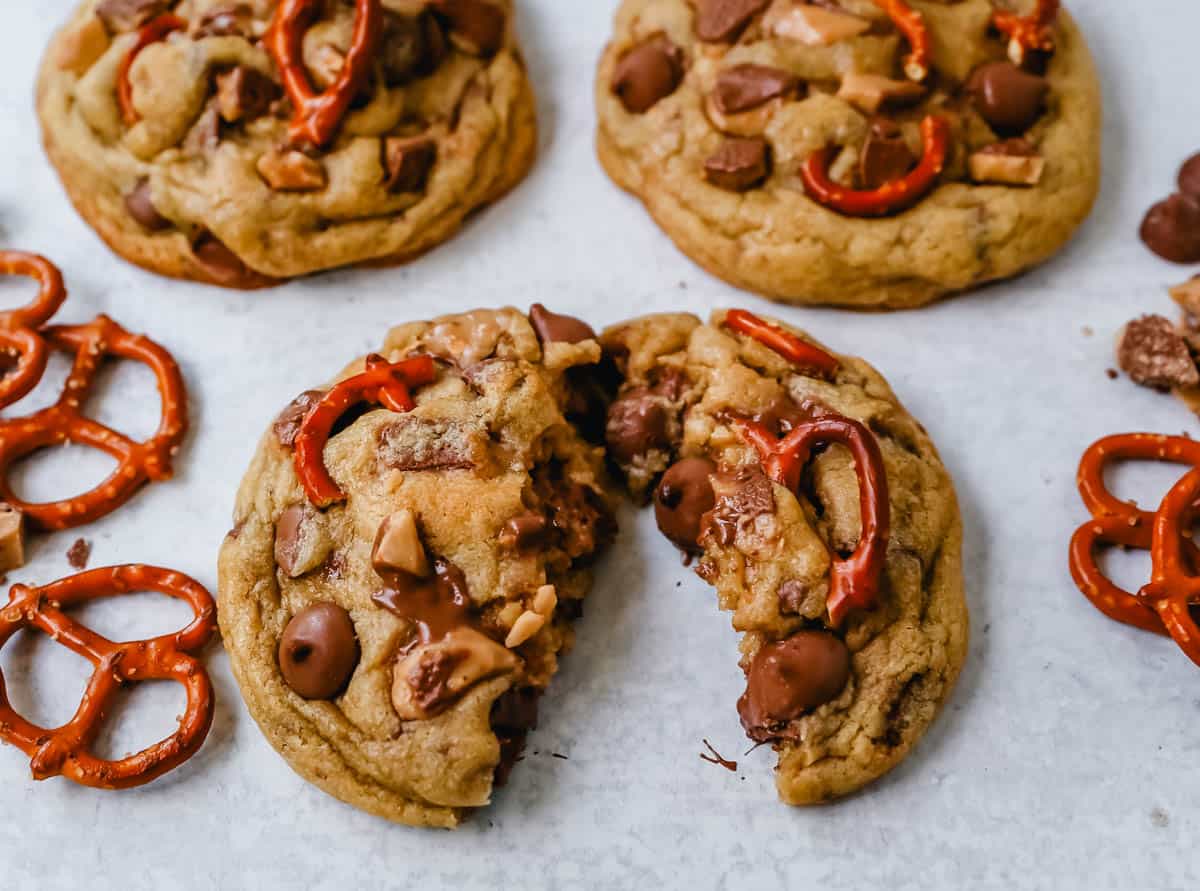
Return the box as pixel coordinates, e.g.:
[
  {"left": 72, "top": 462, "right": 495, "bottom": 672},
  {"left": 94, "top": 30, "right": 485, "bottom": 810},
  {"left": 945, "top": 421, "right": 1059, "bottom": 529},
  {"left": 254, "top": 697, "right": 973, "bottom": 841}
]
[
  {"left": 372, "top": 557, "right": 472, "bottom": 645},
  {"left": 490, "top": 687, "right": 540, "bottom": 787},
  {"left": 699, "top": 739, "right": 738, "bottom": 772}
]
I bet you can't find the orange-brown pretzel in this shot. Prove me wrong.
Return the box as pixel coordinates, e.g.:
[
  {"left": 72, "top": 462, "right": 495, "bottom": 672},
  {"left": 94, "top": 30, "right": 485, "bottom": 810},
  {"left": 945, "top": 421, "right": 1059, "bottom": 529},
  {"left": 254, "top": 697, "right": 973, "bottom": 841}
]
[
  {"left": 267, "top": 0, "right": 383, "bottom": 147},
  {"left": 723, "top": 309, "right": 839, "bottom": 379},
  {"left": 735, "top": 414, "right": 890, "bottom": 627},
  {"left": 117, "top": 14, "right": 187, "bottom": 126},
  {"left": 801, "top": 115, "right": 951, "bottom": 218},
  {"left": 294, "top": 353, "right": 437, "bottom": 507},
  {"left": 0, "top": 252, "right": 66, "bottom": 409},
  {"left": 1069, "top": 433, "right": 1200, "bottom": 645},
  {"left": 991, "top": 0, "right": 1060, "bottom": 67},
  {"left": 870, "top": 0, "right": 932, "bottom": 81},
  {"left": 0, "top": 565, "right": 216, "bottom": 789},
  {"left": 0, "top": 316, "right": 188, "bottom": 531},
  {"left": 1143, "top": 469, "right": 1200, "bottom": 666}
]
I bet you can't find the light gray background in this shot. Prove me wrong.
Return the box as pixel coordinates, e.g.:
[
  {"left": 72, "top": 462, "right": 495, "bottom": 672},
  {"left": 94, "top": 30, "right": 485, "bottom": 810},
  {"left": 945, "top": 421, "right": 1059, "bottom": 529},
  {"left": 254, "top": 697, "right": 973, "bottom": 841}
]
[{"left": 0, "top": 2, "right": 1196, "bottom": 889}]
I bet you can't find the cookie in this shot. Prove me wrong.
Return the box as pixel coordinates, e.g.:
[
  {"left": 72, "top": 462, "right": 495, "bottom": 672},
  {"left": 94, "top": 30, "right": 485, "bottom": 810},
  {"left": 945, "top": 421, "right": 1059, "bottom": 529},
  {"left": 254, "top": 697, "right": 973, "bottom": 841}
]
[
  {"left": 595, "top": 0, "right": 1100, "bottom": 309},
  {"left": 602, "top": 309, "right": 967, "bottom": 802},
  {"left": 217, "top": 307, "right": 615, "bottom": 827},
  {"left": 37, "top": 0, "right": 536, "bottom": 288}
]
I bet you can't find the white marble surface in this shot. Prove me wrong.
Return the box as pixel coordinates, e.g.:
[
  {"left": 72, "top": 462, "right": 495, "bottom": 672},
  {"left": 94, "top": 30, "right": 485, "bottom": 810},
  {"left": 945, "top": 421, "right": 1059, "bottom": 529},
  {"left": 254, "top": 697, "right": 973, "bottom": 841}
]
[{"left": 0, "top": 1, "right": 1197, "bottom": 888}]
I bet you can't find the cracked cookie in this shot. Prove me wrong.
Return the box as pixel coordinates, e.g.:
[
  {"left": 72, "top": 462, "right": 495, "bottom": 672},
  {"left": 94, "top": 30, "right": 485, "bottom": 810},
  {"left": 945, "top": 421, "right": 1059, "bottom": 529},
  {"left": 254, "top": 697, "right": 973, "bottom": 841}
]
[
  {"left": 595, "top": 0, "right": 1100, "bottom": 309},
  {"left": 37, "top": 0, "right": 536, "bottom": 288},
  {"left": 602, "top": 309, "right": 967, "bottom": 802},
  {"left": 217, "top": 307, "right": 615, "bottom": 827}
]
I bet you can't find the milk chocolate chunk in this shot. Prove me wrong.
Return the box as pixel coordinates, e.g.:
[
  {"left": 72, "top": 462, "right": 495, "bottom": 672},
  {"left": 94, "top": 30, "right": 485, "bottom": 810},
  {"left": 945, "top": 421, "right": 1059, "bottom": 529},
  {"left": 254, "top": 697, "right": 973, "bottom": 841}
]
[
  {"left": 124, "top": 178, "right": 171, "bottom": 231},
  {"left": 1140, "top": 193, "right": 1200, "bottom": 264},
  {"left": 1116, "top": 315, "right": 1200, "bottom": 390},
  {"left": 695, "top": 0, "right": 771, "bottom": 43},
  {"left": 383, "top": 135, "right": 437, "bottom": 193},
  {"left": 654, "top": 457, "right": 717, "bottom": 551},
  {"left": 191, "top": 232, "right": 275, "bottom": 288},
  {"left": 96, "top": 0, "right": 169, "bottom": 33},
  {"left": 965, "top": 62, "right": 1047, "bottom": 135},
  {"left": 275, "top": 504, "right": 333, "bottom": 578},
  {"left": 611, "top": 35, "right": 685, "bottom": 114},
  {"left": 273, "top": 390, "right": 325, "bottom": 448},
  {"left": 713, "top": 64, "right": 798, "bottom": 114},
  {"left": 379, "top": 11, "right": 430, "bottom": 84},
  {"left": 279, "top": 603, "right": 360, "bottom": 700},
  {"left": 704, "top": 137, "right": 770, "bottom": 191},
  {"left": 737, "top": 631, "right": 851, "bottom": 741},
  {"left": 529, "top": 304, "right": 596, "bottom": 345},
  {"left": 606, "top": 388, "right": 670, "bottom": 462},
  {"left": 215, "top": 66, "right": 280, "bottom": 124},
  {"left": 858, "top": 119, "right": 914, "bottom": 190},
  {"left": 1179, "top": 153, "right": 1200, "bottom": 199},
  {"left": 499, "top": 512, "right": 548, "bottom": 550},
  {"left": 430, "top": 0, "right": 505, "bottom": 57}
]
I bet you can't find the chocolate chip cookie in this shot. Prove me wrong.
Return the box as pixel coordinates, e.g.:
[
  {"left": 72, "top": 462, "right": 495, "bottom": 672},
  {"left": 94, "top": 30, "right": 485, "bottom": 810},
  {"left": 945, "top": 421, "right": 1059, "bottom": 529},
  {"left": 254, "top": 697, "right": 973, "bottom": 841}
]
[
  {"left": 37, "top": 0, "right": 536, "bottom": 288},
  {"left": 602, "top": 309, "right": 967, "bottom": 802},
  {"left": 596, "top": 0, "right": 1100, "bottom": 309},
  {"left": 217, "top": 307, "right": 615, "bottom": 826}
]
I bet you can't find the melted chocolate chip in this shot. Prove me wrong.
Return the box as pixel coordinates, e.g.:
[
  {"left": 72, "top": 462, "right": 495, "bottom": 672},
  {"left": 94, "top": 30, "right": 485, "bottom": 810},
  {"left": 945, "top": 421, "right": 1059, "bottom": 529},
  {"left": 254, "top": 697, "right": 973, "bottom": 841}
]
[
  {"left": 701, "top": 466, "right": 775, "bottom": 548},
  {"left": 611, "top": 35, "right": 685, "bottom": 114},
  {"left": 124, "top": 178, "right": 171, "bottom": 231},
  {"left": 498, "top": 512, "right": 549, "bottom": 550},
  {"left": 1116, "top": 315, "right": 1200, "bottom": 390},
  {"left": 654, "top": 457, "right": 717, "bottom": 552},
  {"left": 858, "top": 119, "right": 915, "bottom": 190},
  {"left": 372, "top": 558, "right": 473, "bottom": 644},
  {"left": 1140, "top": 193, "right": 1200, "bottom": 264},
  {"left": 695, "top": 0, "right": 771, "bottom": 43},
  {"left": 704, "top": 137, "right": 770, "bottom": 191},
  {"left": 383, "top": 135, "right": 437, "bottom": 193},
  {"left": 777, "top": 580, "right": 807, "bottom": 615},
  {"left": 279, "top": 603, "right": 360, "bottom": 700},
  {"left": 713, "top": 64, "right": 798, "bottom": 114},
  {"left": 965, "top": 62, "right": 1047, "bottom": 135},
  {"left": 606, "top": 388, "right": 670, "bottom": 463},
  {"left": 532, "top": 463, "right": 616, "bottom": 561},
  {"left": 191, "top": 232, "right": 276, "bottom": 288},
  {"left": 737, "top": 631, "right": 851, "bottom": 742},
  {"left": 1179, "top": 153, "right": 1200, "bottom": 199},
  {"left": 273, "top": 390, "right": 325, "bottom": 448},
  {"left": 529, "top": 304, "right": 596, "bottom": 345},
  {"left": 490, "top": 687, "right": 540, "bottom": 786}
]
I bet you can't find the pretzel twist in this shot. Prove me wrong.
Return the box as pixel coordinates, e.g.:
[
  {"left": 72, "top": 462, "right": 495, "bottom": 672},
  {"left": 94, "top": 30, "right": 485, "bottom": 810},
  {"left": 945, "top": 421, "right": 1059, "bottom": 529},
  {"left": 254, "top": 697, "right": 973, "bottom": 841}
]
[
  {"left": 0, "top": 252, "right": 67, "bottom": 408},
  {"left": 267, "top": 0, "right": 384, "bottom": 147},
  {"left": 801, "top": 115, "right": 950, "bottom": 218},
  {"left": 991, "top": 0, "right": 1060, "bottom": 67},
  {"left": 870, "top": 0, "right": 932, "bottom": 81},
  {"left": 294, "top": 354, "right": 437, "bottom": 507},
  {"left": 117, "top": 14, "right": 187, "bottom": 126},
  {"left": 0, "top": 565, "right": 216, "bottom": 789},
  {"left": 0, "top": 315, "right": 189, "bottom": 530},
  {"left": 735, "top": 414, "right": 890, "bottom": 627},
  {"left": 723, "top": 309, "right": 839, "bottom": 379},
  {"left": 1069, "top": 434, "right": 1200, "bottom": 665}
]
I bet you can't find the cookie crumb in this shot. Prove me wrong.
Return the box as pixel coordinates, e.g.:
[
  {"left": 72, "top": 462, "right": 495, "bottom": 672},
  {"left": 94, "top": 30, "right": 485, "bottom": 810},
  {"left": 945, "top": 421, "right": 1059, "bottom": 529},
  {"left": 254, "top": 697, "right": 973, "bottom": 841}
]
[
  {"left": 551, "top": 752, "right": 568, "bottom": 760},
  {"left": 1150, "top": 807, "right": 1169, "bottom": 828},
  {"left": 66, "top": 538, "right": 91, "bottom": 570},
  {"left": 699, "top": 739, "right": 737, "bottom": 772},
  {"left": 1116, "top": 315, "right": 1199, "bottom": 390},
  {"left": 1082, "top": 325, "right": 1094, "bottom": 337},
  {"left": 1105, "top": 368, "right": 1118, "bottom": 380}
]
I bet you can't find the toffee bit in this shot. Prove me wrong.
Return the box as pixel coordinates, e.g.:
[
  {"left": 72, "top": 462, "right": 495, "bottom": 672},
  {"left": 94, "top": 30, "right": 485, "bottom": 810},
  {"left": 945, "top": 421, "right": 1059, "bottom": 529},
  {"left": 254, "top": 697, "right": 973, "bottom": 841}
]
[{"left": 699, "top": 739, "right": 737, "bottom": 772}]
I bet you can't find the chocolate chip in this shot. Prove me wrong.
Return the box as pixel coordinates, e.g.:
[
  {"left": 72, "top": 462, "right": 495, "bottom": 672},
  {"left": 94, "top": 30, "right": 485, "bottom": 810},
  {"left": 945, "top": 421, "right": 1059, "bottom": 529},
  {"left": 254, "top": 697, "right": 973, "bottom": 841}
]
[
  {"left": 194, "top": 5, "right": 252, "bottom": 39},
  {"left": 654, "top": 457, "right": 717, "bottom": 552},
  {"left": 383, "top": 135, "right": 437, "bottom": 193},
  {"left": 737, "top": 631, "right": 851, "bottom": 741},
  {"left": 1140, "top": 193, "right": 1200, "bottom": 264},
  {"left": 273, "top": 390, "right": 325, "bottom": 448},
  {"left": 606, "top": 388, "right": 670, "bottom": 463},
  {"left": 529, "top": 304, "right": 596, "bottom": 345},
  {"left": 965, "top": 62, "right": 1047, "bottom": 135},
  {"left": 379, "top": 11, "right": 431, "bottom": 85},
  {"left": 713, "top": 64, "right": 798, "bottom": 114},
  {"left": 274, "top": 504, "right": 332, "bottom": 578},
  {"left": 430, "top": 0, "right": 506, "bottom": 57},
  {"left": 704, "top": 137, "right": 770, "bottom": 191},
  {"left": 278, "top": 603, "right": 360, "bottom": 700},
  {"left": 215, "top": 66, "right": 280, "bottom": 124},
  {"left": 695, "top": 0, "right": 771, "bottom": 43},
  {"left": 611, "top": 35, "right": 685, "bottom": 114},
  {"left": 1116, "top": 315, "right": 1200, "bottom": 390},
  {"left": 191, "top": 231, "right": 276, "bottom": 288},
  {"left": 498, "top": 512, "right": 548, "bottom": 550},
  {"left": 95, "top": 0, "right": 169, "bottom": 32},
  {"left": 858, "top": 119, "right": 915, "bottom": 190},
  {"left": 124, "top": 178, "right": 171, "bottom": 231},
  {"left": 1180, "top": 153, "right": 1200, "bottom": 199}
]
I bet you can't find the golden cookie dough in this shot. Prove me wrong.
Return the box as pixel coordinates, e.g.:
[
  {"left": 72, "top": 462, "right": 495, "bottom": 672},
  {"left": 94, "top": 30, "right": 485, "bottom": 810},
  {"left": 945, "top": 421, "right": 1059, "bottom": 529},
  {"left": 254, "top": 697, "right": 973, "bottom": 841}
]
[
  {"left": 37, "top": 0, "right": 536, "bottom": 288},
  {"left": 601, "top": 310, "right": 968, "bottom": 802},
  {"left": 595, "top": 0, "right": 1101, "bottom": 309},
  {"left": 217, "top": 307, "right": 615, "bottom": 827}
]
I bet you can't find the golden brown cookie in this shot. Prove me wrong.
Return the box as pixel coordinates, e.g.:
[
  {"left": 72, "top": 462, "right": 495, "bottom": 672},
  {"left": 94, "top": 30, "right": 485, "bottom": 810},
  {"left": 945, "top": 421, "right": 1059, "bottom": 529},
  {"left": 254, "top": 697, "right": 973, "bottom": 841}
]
[
  {"left": 595, "top": 0, "right": 1101, "bottom": 309},
  {"left": 217, "top": 307, "right": 615, "bottom": 827},
  {"left": 38, "top": 0, "right": 536, "bottom": 288},
  {"left": 602, "top": 310, "right": 968, "bottom": 802}
]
